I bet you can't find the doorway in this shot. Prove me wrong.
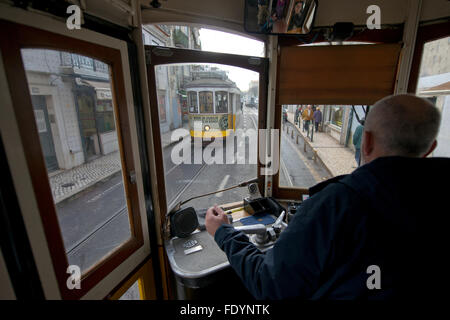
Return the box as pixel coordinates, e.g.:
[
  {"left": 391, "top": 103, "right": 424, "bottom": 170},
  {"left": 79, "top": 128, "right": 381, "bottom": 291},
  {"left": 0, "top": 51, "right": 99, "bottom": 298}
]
[
  {"left": 76, "top": 91, "right": 101, "bottom": 161},
  {"left": 31, "top": 95, "right": 58, "bottom": 172}
]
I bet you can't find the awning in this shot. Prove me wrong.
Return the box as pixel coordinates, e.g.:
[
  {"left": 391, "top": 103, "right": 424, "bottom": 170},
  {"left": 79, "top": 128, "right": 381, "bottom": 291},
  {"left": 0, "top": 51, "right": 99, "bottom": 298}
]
[{"left": 75, "top": 78, "right": 112, "bottom": 100}]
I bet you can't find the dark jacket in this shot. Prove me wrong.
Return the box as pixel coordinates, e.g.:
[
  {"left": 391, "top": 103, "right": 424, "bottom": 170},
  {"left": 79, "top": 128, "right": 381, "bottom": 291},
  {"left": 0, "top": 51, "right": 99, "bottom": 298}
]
[
  {"left": 353, "top": 124, "right": 364, "bottom": 149},
  {"left": 214, "top": 157, "right": 450, "bottom": 299}
]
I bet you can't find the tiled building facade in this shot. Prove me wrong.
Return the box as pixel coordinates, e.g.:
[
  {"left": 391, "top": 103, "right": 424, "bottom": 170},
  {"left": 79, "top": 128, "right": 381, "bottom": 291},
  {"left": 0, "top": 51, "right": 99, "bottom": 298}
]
[{"left": 22, "top": 48, "right": 117, "bottom": 172}]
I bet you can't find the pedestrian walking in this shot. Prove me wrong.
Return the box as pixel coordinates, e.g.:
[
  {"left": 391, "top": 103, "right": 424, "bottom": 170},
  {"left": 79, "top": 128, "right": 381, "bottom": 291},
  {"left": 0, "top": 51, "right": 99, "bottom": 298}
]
[
  {"left": 353, "top": 119, "right": 365, "bottom": 167},
  {"left": 257, "top": 0, "right": 269, "bottom": 26},
  {"left": 302, "top": 105, "right": 313, "bottom": 133},
  {"left": 313, "top": 107, "right": 322, "bottom": 132},
  {"left": 294, "top": 106, "right": 301, "bottom": 126}
]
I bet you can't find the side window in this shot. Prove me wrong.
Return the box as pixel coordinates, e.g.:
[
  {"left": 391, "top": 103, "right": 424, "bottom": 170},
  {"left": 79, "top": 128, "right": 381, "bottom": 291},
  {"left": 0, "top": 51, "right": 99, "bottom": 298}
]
[
  {"left": 416, "top": 36, "right": 450, "bottom": 157},
  {"left": 279, "top": 105, "right": 368, "bottom": 189},
  {"left": 0, "top": 20, "right": 148, "bottom": 300},
  {"left": 188, "top": 91, "right": 198, "bottom": 113},
  {"left": 21, "top": 49, "right": 136, "bottom": 274},
  {"left": 215, "top": 91, "right": 229, "bottom": 113},
  {"left": 274, "top": 43, "right": 402, "bottom": 196}
]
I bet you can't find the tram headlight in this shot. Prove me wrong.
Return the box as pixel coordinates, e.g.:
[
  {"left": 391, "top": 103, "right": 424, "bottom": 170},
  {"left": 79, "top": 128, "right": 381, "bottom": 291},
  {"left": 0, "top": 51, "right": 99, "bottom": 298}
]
[{"left": 204, "top": 125, "right": 210, "bottom": 131}]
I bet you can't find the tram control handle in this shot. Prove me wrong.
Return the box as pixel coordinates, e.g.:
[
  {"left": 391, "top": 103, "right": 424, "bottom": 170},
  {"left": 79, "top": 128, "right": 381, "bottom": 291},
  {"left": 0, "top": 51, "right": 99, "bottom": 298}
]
[{"left": 234, "top": 210, "right": 286, "bottom": 245}]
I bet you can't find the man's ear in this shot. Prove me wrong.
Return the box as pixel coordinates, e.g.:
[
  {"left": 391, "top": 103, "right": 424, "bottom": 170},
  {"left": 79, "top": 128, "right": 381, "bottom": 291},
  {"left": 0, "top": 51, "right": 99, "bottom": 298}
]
[
  {"left": 362, "top": 131, "right": 374, "bottom": 157},
  {"left": 422, "top": 140, "right": 437, "bottom": 158}
]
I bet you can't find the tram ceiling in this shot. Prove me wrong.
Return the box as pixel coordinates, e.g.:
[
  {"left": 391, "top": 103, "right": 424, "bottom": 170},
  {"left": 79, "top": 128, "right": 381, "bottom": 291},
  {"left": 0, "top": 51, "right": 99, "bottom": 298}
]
[
  {"left": 23, "top": 1, "right": 448, "bottom": 41},
  {"left": 139, "top": 0, "right": 449, "bottom": 32}
]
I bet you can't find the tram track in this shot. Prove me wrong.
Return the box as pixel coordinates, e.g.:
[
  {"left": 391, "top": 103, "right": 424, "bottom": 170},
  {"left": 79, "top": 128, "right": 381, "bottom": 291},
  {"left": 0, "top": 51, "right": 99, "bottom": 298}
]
[
  {"left": 66, "top": 206, "right": 128, "bottom": 258},
  {"left": 167, "top": 162, "right": 208, "bottom": 210}
]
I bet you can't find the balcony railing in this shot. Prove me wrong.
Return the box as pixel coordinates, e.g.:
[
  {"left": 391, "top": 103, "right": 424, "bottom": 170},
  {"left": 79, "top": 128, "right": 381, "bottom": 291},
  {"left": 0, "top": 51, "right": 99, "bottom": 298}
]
[{"left": 60, "top": 52, "right": 109, "bottom": 74}]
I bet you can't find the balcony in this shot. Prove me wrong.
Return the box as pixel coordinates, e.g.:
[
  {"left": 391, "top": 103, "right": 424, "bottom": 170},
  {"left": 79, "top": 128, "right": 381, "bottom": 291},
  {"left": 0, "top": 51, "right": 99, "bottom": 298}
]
[{"left": 60, "top": 52, "right": 109, "bottom": 80}]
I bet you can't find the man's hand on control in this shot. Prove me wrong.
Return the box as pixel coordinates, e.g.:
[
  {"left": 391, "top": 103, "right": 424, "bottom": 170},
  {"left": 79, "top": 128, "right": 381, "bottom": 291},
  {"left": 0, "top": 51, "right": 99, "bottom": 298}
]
[{"left": 205, "top": 205, "right": 230, "bottom": 237}]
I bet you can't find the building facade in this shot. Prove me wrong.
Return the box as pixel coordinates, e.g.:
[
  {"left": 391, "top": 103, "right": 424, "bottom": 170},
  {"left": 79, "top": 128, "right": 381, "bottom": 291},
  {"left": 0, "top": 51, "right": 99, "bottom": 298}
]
[
  {"left": 22, "top": 49, "right": 117, "bottom": 173},
  {"left": 416, "top": 36, "right": 450, "bottom": 157},
  {"left": 142, "top": 24, "right": 202, "bottom": 133}
]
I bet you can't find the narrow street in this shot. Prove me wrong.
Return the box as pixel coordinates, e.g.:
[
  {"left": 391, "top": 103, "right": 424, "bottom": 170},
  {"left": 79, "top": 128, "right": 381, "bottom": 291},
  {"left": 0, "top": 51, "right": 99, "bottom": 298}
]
[
  {"left": 57, "top": 172, "right": 130, "bottom": 273},
  {"left": 56, "top": 106, "right": 332, "bottom": 272}
]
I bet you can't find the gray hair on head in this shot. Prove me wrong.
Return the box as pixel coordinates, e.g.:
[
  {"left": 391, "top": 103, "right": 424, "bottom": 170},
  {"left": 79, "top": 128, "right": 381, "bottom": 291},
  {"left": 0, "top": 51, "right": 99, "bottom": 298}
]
[{"left": 365, "top": 94, "right": 441, "bottom": 157}]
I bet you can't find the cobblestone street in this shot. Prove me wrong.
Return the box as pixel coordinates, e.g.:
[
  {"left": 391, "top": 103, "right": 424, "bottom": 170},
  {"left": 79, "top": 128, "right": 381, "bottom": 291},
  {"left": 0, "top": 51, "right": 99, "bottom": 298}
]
[{"left": 49, "top": 151, "right": 121, "bottom": 204}]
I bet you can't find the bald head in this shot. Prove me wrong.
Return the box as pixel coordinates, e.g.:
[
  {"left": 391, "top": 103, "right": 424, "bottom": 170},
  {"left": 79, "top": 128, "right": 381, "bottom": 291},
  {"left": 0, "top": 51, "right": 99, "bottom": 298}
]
[{"left": 362, "top": 94, "right": 441, "bottom": 163}]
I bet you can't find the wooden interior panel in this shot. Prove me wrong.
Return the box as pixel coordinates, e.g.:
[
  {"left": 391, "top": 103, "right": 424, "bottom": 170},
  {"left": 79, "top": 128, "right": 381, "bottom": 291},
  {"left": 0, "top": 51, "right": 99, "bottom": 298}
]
[{"left": 277, "top": 43, "right": 402, "bottom": 105}]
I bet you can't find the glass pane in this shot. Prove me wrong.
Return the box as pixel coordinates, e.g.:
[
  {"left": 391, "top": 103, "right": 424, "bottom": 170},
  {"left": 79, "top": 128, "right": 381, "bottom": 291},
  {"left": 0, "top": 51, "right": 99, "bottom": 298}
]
[
  {"left": 142, "top": 25, "right": 265, "bottom": 58},
  {"left": 215, "top": 91, "right": 229, "bottom": 113},
  {"left": 199, "top": 91, "right": 213, "bottom": 113},
  {"left": 279, "top": 105, "right": 368, "bottom": 189},
  {"left": 416, "top": 36, "right": 450, "bottom": 157},
  {"left": 188, "top": 91, "right": 198, "bottom": 113},
  {"left": 155, "top": 63, "right": 259, "bottom": 210},
  {"left": 119, "top": 281, "right": 141, "bottom": 300},
  {"left": 21, "top": 49, "right": 132, "bottom": 274}
]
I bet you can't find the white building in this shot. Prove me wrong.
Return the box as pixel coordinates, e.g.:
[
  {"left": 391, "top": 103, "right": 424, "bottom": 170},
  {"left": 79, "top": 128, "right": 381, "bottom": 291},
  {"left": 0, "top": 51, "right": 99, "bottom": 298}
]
[
  {"left": 416, "top": 36, "right": 450, "bottom": 157},
  {"left": 22, "top": 48, "right": 118, "bottom": 172},
  {"left": 142, "top": 24, "right": 202, "bottom": 133}
]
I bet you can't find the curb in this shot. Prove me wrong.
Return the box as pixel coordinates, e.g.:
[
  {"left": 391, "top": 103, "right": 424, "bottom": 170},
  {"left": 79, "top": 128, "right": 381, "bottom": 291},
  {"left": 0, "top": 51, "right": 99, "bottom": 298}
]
[
  {"left": 53, "top": 168, "right": 121, "bottom": 204},
  {"left": 286, "top": 118, "right": 335, "bottom": 177}
]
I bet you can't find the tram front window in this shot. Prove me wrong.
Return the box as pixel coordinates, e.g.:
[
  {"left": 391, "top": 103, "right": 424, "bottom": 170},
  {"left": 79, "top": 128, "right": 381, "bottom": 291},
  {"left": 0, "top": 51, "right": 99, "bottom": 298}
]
[
  {"left": 154, "top": 63, "right": 260, "bottom": 210},
  {"left": 199, "top": 91, "right": 214, "bottom": 113}
]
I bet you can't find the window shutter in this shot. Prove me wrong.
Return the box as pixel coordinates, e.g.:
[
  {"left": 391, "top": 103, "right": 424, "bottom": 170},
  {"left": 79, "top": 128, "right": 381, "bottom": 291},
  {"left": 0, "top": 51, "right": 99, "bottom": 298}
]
[{"left": 277, "top": 44, "right": 402, "bottom": 105}]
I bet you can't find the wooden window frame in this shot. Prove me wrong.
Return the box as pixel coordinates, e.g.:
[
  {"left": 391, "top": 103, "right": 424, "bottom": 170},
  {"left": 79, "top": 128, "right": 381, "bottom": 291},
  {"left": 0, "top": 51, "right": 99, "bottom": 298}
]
[
  {"left": 407, "top": 20, "right": 450, "bottom": 94},
  {"left": 272, "top": 43, "right": 402, "bottom": 199},
  {"left": 146, "top": 46, "right": 269, "bottom": 227},
  {"left": 107, "top": 258, "right": 156, "bottom": 300},
  {"left": 0, "top": 20, "right": 144, "bottom": 299}
]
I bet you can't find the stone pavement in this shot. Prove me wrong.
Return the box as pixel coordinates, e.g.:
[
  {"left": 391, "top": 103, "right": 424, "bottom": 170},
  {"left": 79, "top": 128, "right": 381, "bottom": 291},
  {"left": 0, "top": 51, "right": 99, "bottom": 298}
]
[
  {"left": 50, "top": 123, "right": 190, "bottom": 204},
  {"left": 50, "top": 151, "right": 122, "bottom": 204},
  {"left": 287, "top": 111, "right": 357, "bottom": 177}
]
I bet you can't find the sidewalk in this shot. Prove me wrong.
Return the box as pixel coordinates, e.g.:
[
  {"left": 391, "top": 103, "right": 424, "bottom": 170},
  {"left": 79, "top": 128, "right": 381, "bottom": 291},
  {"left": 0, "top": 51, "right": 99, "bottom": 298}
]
[
  {"left": 287, "top": 112, "right": 357, "bottom": 177},
  {"left": 50, "top": 123, "right": 190, "bottom": 204},
  {"left": 50, "top": 151, "right": 122, "bottom": 204}
]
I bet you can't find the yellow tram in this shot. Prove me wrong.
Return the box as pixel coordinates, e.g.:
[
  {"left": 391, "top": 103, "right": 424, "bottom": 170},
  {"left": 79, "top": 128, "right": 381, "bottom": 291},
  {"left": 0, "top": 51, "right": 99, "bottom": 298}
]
[{"left": 186, "top": 69, "right": 242, "bottom": 141}]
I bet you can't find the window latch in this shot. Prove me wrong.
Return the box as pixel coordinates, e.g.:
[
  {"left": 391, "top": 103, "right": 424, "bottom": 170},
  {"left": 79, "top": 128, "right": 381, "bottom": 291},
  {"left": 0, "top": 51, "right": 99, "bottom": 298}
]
[{"left": 129, "top": 170, "right": 137, "bottom": 184}]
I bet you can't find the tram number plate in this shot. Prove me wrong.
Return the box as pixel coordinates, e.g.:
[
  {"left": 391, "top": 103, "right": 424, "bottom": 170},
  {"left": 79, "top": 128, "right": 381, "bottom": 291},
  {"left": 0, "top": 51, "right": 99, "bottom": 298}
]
[{"left": 184, "top": 245, "right": 203, "bottom": 255}]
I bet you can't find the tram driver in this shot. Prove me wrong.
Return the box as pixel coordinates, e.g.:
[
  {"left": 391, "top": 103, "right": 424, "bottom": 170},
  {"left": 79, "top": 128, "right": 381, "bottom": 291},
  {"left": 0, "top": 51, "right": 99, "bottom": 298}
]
[{"left": 205, "top": 94, "right": 449, "bottom": 299}]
